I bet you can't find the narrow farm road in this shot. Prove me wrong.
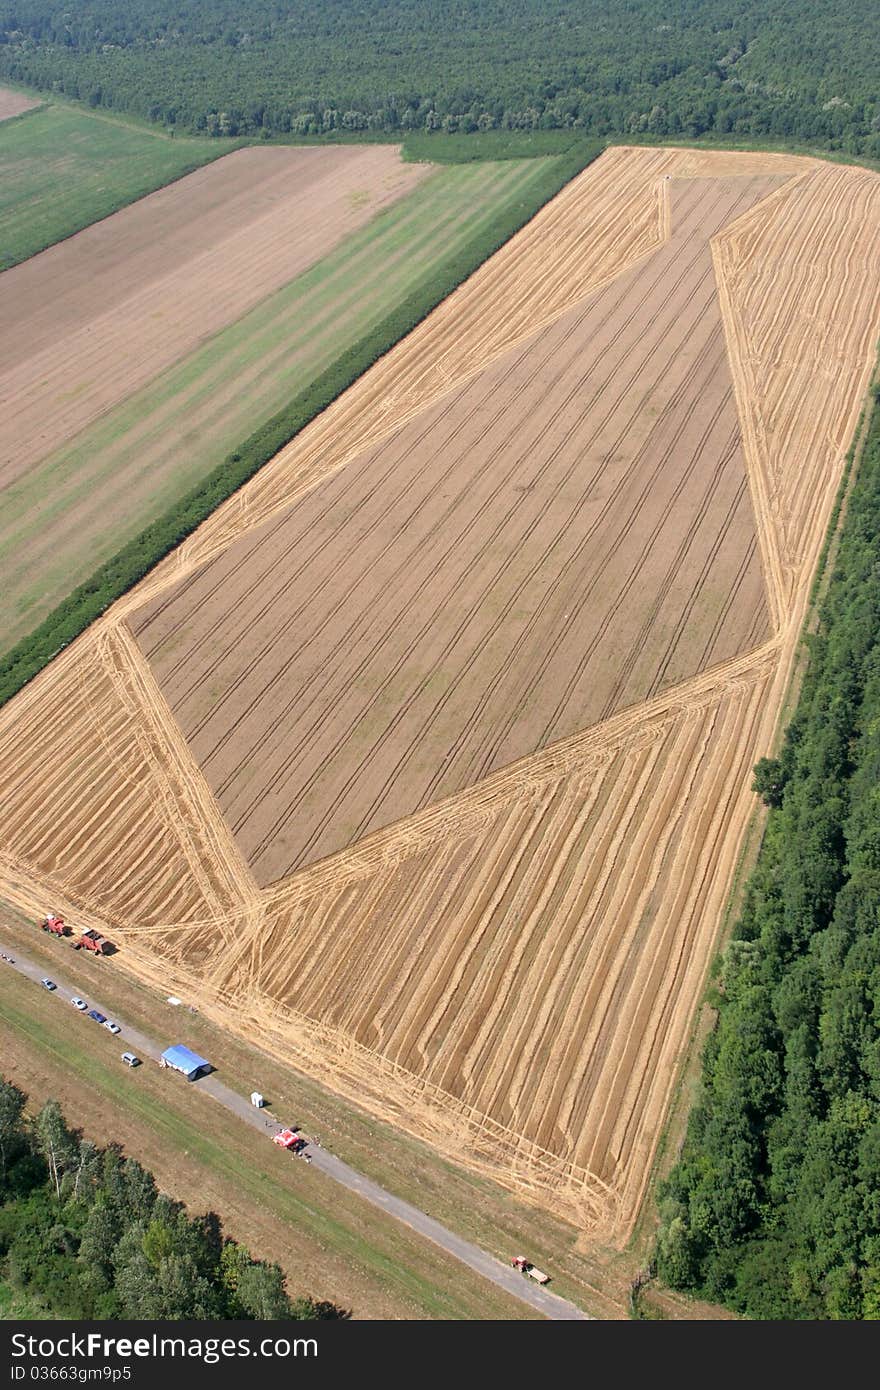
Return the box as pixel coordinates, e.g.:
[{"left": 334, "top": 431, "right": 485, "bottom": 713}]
[{"left": 0, "top": 933, "right": 591, "bottom": 1321}]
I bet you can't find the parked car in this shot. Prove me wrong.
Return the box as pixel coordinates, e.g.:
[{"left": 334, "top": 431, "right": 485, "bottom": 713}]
[
  {"left": 40, "top": 978, "right": 57, "bottom": 991},
  {"left": 121, "top": 1052, "right": 141, "bottom": 1068},
  {"left": 70, "top": 997, "right": 88, "bottom": 1011},
  {"left": 102, "top": 1020, "right": 121, "bottom": 1035},
  {"left": 87, "top": 1009, "right": 107, "bottom": 1024}
]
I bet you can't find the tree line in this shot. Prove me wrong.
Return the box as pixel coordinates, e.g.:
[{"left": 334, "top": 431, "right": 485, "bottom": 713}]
[
  {"left": 0, "top": 1075, "right": 343, "bottom": 1319},
  {"left": 0, "top": 139, "right": 601, "bottom": 704},
  {"left": 0, "top": 0, "right": 878, "bottom": 159},
  {"left": 656, "top": 387, "right": 880, "bottom": 1319}
]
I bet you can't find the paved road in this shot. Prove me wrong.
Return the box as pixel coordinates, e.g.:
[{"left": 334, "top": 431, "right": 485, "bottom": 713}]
[{"left": 0, "top": 932, "right": 591, "bottom": 1321}]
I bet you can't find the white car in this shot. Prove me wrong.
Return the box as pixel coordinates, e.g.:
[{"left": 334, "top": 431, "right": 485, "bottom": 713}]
[
  {"left": 70, "top": 996, "right": 88, "bottom": 1011},
  {"left": 102, "top": 1020, "right": 121, "bottom": 1035}
]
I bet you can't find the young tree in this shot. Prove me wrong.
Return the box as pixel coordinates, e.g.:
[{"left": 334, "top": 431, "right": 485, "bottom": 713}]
[
  {"left": 236, "top": 1261, "right": 292, "bottom": 1319},
  {"left": 753, "top": 756, "right": 786, "bottom": 808},
  {"left": 157, "top": 1252, "right": 223, "bottom": 1320},
  {"left": 0, "top": 1077, "right": 27, "bottom": 1188},
  {"left": 34, "top": 1100, "right": 78, "bottom": 1200},
  {"left": 113, "top": 1227, "right": 163, "bottom": 1319},
  {"left": 68, "top": 1139, "right": 101, "bottom": 1202},
  {"left": 288, "top": 1296, "right": 347, "bottom": 1320},
  {"left": 142, "top": 1218, "right": 175, "bottom": 1271},
  {"left": 77, "top": 1198, "right": 120, "bottom": 1294},
  {"left": 121, "top": 1157, "right": 158, "bottom": 1222}
]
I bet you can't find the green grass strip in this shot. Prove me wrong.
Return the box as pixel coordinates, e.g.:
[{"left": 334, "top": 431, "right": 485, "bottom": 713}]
[
  {"left": 0, "top": 990, "right": 494, "bottom": 1318},
  {"left": 0, "top": 140, "right": 601, "bottom": 707},
  {"left": 0, "top": 104, "right": 237, "bottom": 269}
]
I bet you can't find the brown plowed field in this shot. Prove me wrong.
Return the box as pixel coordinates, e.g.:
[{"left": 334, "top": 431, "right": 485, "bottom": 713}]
[
  {"left": 0, "top": 86, "right": 38, "bottom": 121},
  {"left": 1, "top": 146, "right": 879, "bottom": 1242},
  {"left": 0, "top": 143, "right": 427, "bottom": 484},
  {"left": 133, "top": 175, "right": 776, "bottom": 882}
]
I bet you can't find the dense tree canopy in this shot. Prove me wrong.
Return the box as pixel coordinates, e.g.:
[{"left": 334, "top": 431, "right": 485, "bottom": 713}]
[
  {"left": 657, "top": 391, "right": 880, "bottom": 1319},
  {"left": 0, "top": 1, "right": 878, "bottom": 156},
  {"left": 0, "top": 1079, "right": 343, "bottom": 1320}
]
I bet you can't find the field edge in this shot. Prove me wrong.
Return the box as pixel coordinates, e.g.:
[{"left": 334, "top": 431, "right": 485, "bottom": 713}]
[
  {"left": 630, "top": 368, "right": 880, "bottom": 1293},
  {"left": 0, "top": 141, "right": 601, "bottom": 706}
]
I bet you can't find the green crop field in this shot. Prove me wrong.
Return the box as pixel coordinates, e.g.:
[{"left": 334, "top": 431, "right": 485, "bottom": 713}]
[
  {"left": 0, "top": 102, "right": 235, "bottom": 269},
  {"left": 1, "top": 155, "right": 561, "bottom": 652}
]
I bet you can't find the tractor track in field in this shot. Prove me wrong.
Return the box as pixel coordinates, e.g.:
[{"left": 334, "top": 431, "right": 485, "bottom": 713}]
[
  {"left": 1, "top": 145, "right": 878, "bottom": 1238},
  {"left": 135, "top": 173, "right": 776, "bottom": 878},
  {"left": 0, "top": 933, "right": 591, "bottom": 1321},
  {"left": 0, "top": 145, "right": 429, "bottom": 488}
]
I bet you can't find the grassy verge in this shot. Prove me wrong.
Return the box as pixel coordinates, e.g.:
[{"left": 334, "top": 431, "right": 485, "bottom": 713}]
[
  {"left": 0, "top": 957, "right": 535, "bottom": 1321},
  {"left": 1, "top": 156, "right": 556, "bottom": 649},
  {"left": 0, "top": 139, "right": 601, "bottom": 706},
  {"left": 0, "top": 102, "right": 237, "bottom": 269},
  {"left": 1, "top": 901, "right": 627, "bottom": 1318}
]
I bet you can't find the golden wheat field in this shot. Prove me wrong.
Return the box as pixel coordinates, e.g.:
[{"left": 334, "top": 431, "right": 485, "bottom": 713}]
[{"left": 1, "top": 145, "right": 879, "bottom": 1241}]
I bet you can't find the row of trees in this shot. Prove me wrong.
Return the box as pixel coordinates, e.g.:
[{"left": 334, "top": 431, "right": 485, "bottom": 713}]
[
  {"left": 0, "top": 140, "right": 600, "bottom": 705},
  {"left": 0, "top": 1077, "right": 342, "bottom": 1319},
  {"left": 1, "top": 0, "right": 879, "bottom": 158},
  {"left": 656, "top": 389, "right": 880, "bottom": 1319}
]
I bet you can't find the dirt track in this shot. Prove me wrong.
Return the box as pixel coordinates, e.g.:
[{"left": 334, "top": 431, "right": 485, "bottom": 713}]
[
  {"left": 0, "top": 143, "right": 427, "bottom": 485},
  {"left": 0, "top": 86, "right": 38, "bottom": 122},
  {"left": 1, "top": 146, "right": 878, "bottom": 1241}
]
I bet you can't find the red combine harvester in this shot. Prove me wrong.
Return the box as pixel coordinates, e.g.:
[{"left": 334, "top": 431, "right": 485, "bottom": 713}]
[
  {"left": 73, "top": 928, "right": 115, "bottom": 957},
  {"left": 272, "top": 1128, "right": 306, "bottom": 1153},
  {"left": 41, "top": 913, "right": 71, "bottom": 938}
]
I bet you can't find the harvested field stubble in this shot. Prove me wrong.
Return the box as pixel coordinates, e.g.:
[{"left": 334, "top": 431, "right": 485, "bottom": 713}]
[
  {"left": 1, "top": 146, "right": 878, "bottom": 1241},
  {"left": 0, "top": 86, "right": 38, "bottom": 122},
  {"left": 0, "top": 155, "right": 554, "bottom": 651},
  {"left": 133, "top": 173, "right": 777, "bottom": 880}
]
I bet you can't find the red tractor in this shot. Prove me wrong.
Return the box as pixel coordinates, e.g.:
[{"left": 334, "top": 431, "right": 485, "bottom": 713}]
[
  {"left": 272, "top": 1128, "right": 307, "bottom": 1153},
  {"left": 511, "top": 1255, "right": 550, "bottom": 1284},
  {"left": 41, "top": 913, "right": 71, "bottom": 938},
  {"left": 73, "top": 928, "right": 115, "bottom": 957}
]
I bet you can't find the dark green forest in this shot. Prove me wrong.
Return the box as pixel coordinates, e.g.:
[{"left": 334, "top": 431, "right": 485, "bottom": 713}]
[
  {"left": 656, "top": 388, "right": 880, "bottom": 1319},
  {"left": 0, "top": 1077, "right": 342, "bottom": 1319},
  {"left": 1, "top": 1, "right": 878, "bottom": 157}
]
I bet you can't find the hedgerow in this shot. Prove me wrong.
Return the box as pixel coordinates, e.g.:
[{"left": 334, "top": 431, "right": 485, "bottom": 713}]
[{"left": 0, "top": 141, "right": 600, "bottom": 707}]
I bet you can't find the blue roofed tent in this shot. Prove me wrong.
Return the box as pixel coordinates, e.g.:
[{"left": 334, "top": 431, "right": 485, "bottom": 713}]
[{"left": 161, "top": 1045, "right": 212, "bottom": 1080}]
